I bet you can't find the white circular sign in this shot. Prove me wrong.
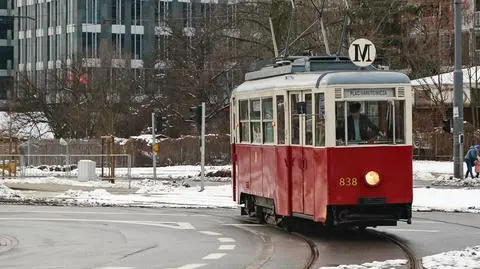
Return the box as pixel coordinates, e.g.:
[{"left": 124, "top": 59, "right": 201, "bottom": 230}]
[{"left": 348, "top": 38, "right": 376, "bottom": 67}]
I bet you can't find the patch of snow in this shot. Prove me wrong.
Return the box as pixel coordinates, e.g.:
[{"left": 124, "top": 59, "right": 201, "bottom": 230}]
[
  {"left": 0, "top": 176, "right": 122, "bottom": 188},
  {"left": 432, "top": 176, "right": 480, "bottom": 187},
  {"left": 318, "top": 259, "right": 407, "bottom": 269},
  {"left": 422, "top": 246, "right": 480, "bottom": 269},
  {"left": 413, "top": 188, "right": 480, "bottom": 213},
  {"left": 414, "top": 170, "right": 436, "bottom": 181},
  {"left": 134, "top": 179, "right": 187, "bottom": 194},
  {"left": 130, "top": 134, "right": 155, "bottom": 145},
  {"left": 0, "top": 183, "right": 24, "bottom": 199},
  {"left": 50, "top": 184, "right": 237, "bottom": 208},
  {"left": 60, "top": 189, "right": 112, "bottom": 199}
]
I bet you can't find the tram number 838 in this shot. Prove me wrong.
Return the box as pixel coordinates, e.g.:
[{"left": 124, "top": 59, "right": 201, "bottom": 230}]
[{"left": 339, "top": 177, "right": 358, "bottom": 187}]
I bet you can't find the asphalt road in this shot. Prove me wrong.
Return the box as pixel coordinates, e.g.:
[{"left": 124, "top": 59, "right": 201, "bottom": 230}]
[{"left": 1, "top": 205, "right": 479, "bottom": 269}]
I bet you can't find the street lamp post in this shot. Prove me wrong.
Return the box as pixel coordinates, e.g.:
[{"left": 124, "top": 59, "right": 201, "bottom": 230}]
[{"left": 453, "top": 0, "right": 464, "bottom": 179}]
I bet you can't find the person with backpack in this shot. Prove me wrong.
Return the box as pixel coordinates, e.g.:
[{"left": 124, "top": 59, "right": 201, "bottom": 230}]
[{"left": 464, "top": 145, "right": 480, "bottom": 178}]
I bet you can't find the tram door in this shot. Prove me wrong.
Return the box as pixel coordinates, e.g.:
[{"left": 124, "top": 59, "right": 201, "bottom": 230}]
[{"left": 289, "top": 91, "right": 315, "bottom": 215}]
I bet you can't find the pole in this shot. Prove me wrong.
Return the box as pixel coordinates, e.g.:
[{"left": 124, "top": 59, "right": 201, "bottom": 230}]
[
  {"left": 200, "top": 102, "right": 206, "bottom": 192},
  {"left": 152, "top": 112, "right": 157, "bottom": 181},
  {"left": 454, "top": 0, "right": 464, "bottom": 179},
  {"left": 268, "top": 17, "right": 279, "bottom": 58}
]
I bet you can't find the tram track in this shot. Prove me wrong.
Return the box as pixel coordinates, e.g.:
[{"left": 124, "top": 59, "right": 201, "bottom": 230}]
[
  {"left": 366, "top": 229, "right": 421, "bottom": 269},
  {"left": 291, "top": 231, "right": 320, "bottom": 269},
  {"left": 197, "top": 210, "right": 423, "bottom": 269}
]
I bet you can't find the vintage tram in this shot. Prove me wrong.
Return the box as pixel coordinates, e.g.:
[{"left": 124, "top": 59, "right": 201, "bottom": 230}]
[{"left": 230, "top": 52, "right": 413, "bottom": 228}]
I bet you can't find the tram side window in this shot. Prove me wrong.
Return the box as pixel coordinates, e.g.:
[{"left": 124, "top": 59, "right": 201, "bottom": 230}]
[
  {"left": 276, "top": 96, "right": 285, "bottom": 144},
  {"left": 305, "top": 94, "right": 313, "bottom": 146},
  {"left": 395, "top": 100, "right": 405, "bottom": 143},
  {"left": 315, "top": 93, "right": 325, "bottom": 147},
  {"left": 250, "top": 99, "right": 262, "bottom": 143},
  {"left": 262, "top": 98, "right": 274, "bottom": 143},
  {"left": 239, "top": 100, "right": 249, "bottom": 143},
  {"left": 291, "top": 94, "right": 300, "bottom": 145},
  {"left": 335, "top": 102, "right": 346, "bottom": 145}
]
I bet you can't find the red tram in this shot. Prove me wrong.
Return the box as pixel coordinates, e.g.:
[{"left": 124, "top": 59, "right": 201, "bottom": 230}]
[{"left": 230, "top": 54, "right": 413, "bottom": 228}]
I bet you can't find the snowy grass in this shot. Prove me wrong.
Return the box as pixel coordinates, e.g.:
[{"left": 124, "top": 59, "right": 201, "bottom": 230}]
[
  {"left": 0, "top": 184, "right": 24, "bottom": 199},
  {"left": 422, "top": 246, "right": 480, "bottom": 269},
  {"left": 318, "top": 259, "right": 407, "bottom": 269}
]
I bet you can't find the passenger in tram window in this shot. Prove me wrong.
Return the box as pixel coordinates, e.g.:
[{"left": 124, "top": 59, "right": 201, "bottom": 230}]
[{"left": 347, "top": 102, "right": 380, "bottom": 142}]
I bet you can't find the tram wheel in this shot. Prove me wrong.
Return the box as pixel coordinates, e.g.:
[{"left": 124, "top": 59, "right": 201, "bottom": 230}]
[{"left": 255, "top": 205, "right": 265, "bottom": 224}]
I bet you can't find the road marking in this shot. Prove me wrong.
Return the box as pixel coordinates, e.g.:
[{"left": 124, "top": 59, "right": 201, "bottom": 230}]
[
  {"left": 411, "top": 220, "right": 438, "bottom": 224},
  {"left": 217, "top": 237, "right": 235, "bottom": 243},
  {"left": 218, "top": 245, "right": 235, "bottom": 250},
  {"left": 386, "top": 228, "right": 439, "bottom": 233},
  {"left": 202, "top": 253, "right": 226, "bottom": 260},
  {"left": 222, "top": 223, "right": 264, "bottom": 227},
  {"left": 198, "top": 231, "right": 222, "bottom": 236},
  {"left": 0, "top": 210, "right": 209, "bottom": 217},
  {"left": 93, "top": 267, "right": 135, "bottom": 269},
  {"left": 0, "top": 218, "right": 195, "bottom": 230},
  {"left": 165, "top": 264, "right": 206, "bottom": 269}
]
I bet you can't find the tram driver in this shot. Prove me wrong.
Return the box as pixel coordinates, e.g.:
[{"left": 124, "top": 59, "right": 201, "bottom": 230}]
[
  {"left": 336, "top": 102, "right": 383, "bottom": 143},
  {"left": 348, "top": 102, "right": 382, "bottom": 142}
]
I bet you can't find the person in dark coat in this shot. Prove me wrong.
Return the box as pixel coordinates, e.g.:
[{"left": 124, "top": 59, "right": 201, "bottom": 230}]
[
  {"left": 347, "top": 102, "right": 380, "bottom": 142},
  {"left": 464, "top": 146, "right": 480, "bottom": 178}
]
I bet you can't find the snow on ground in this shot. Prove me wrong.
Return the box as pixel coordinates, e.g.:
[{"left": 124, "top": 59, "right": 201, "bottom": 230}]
[
  {"left": 422, "top": 246, "right": 480, "bottom": 269},
  {"left": 14, "top": 165, "right": 231, "bottom": 180},
  {"left": 413, "top": 188, "right": 480, "bottom": 213},
  {"left": 53, "top": 184, "right": 236, "bottom": 208},
  {"left": 0, "top": 184, "right": 24, "bottom": 199},
  {"left": 318, "top": 259, "right": 407, "bottom": 269},
  {"left": 318, "top": 245, "right": 480, "bottom": 269},
  {"left": 414, "top": 160, "right": 480, "bottom": 187}
]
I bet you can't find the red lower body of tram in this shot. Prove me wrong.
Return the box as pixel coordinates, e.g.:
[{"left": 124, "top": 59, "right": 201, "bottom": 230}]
[{"left": 232, "top": 144, "right": 412, "bottom": 227}]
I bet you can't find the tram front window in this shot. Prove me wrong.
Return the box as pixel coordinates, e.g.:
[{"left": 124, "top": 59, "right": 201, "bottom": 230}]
[{"left": 335, "top": 100, "right": 405, "bottom": 145}]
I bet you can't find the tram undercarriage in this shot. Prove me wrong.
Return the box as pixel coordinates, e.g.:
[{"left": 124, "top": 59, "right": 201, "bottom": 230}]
[{"left": 240, "top": 194, "right": 412, "bottom": 229}]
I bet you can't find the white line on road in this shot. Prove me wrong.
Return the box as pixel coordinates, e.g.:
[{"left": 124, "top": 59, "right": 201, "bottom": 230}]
[
  {"left": 222, "top": 223, "right": 265, "bottom": 227},
  {"left": 199, "top": 231, "right": 222, "bottom": 236},
  {"left": 93, "top": 267, "right": 135, "bottom": 269},
  {"left": 386, "top": 228, "right": 439, "bottom": 233},
  {"left": 0, "top": 218, "right": 195, "bottom": 230},
  {"left": 411, "top": 220, "right": 438, "bottom": 224},
  {"left": 0, "top": 210, "right": 209, "bottom": 217},
  {"left": 202, "top": 253, "right": 226, "bottom": 260},
  {"left": 217, "top": 237, "right": 235, "bottom": 243},
  {"left": 218, "top": 245, "right": 235, "bottom": 250},
  {"left": 165, "top": 264, "right": 206, "bottom": 269}
]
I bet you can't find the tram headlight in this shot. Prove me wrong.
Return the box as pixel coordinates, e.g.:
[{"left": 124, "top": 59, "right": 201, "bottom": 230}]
[{"left": 365, "top": 171, "right": 380, "bottom": 186}]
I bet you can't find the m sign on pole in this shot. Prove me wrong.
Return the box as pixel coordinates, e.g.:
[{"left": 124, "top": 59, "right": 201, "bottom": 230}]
[{"left": 348, "top": 38, "right": 376, "bottom": 68}]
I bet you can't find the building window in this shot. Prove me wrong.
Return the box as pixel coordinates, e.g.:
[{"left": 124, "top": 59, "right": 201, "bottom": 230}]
[{"left": 132, "top": 0, "right": 143, "bottom": 25}]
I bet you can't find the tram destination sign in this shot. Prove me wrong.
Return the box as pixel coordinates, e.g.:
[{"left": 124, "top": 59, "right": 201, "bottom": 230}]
[{"left": 344, "top": 88, "right": 395, "bottom": 99}]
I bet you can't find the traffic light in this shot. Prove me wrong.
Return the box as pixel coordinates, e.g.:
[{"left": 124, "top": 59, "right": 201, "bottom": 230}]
[
  {"left": 442, "top": 119, "right": 451, "bottom": 133},
  {"left": 190, "top": 105, "right": 202, "bottom": 126},
  {"left": 156, "top": 115, "right": 168, "bottom": 133}
]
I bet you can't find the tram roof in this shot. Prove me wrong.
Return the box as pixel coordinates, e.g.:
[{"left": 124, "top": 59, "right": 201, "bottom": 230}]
[{"left": 233, "top": 71, "right": 411, "bottom": 93}]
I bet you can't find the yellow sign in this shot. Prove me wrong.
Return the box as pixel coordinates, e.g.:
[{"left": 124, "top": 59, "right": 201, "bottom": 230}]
[{"left": 153, "top": 143, "right": 159, "bottom": 155}]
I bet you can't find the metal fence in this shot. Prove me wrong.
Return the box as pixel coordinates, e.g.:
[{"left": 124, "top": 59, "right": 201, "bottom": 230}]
[
  {"left": 0, "top": 154, "right": 132, "bottom": 183},
  {"left": 413, "top": 131, "right": 480, "bottom": 160}
]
